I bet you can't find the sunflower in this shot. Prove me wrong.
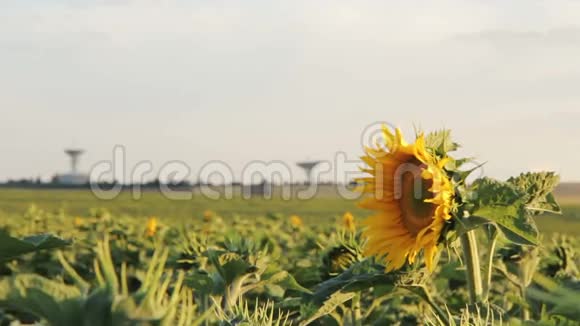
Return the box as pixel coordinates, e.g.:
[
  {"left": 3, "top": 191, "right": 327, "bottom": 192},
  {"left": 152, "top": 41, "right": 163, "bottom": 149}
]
[
  {"left": 289, "top": 215, "right": 304, "bottom": 229},
  {"left": 203, "top": 209, "right": 215, "bottom": 222},
  {"left": 73, "top": 216, "right": 84, "bottom": 228},
  {"left": 342, "top": 212, "right": 356, "bottom": 233},
  {"left": 358, "top": 126, "right": 453, "bottom": 272},
  {"left": 145, "top": 217, "right": 158, "bottom": 237}
]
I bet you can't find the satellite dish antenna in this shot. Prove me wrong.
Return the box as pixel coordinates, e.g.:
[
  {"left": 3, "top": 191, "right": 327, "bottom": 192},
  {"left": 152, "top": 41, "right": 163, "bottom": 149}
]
[
  {"left": 296, "top": 161, "right": 322, "bottom": 184},
  {"left": 64, "top": 148, "right": 84, "bottom": 173}
]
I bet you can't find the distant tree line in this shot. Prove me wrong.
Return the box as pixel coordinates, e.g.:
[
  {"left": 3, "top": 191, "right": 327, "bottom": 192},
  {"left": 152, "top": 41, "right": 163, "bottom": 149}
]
[{"left": 0, "top": 178, "right": 348, "bottom": 190}]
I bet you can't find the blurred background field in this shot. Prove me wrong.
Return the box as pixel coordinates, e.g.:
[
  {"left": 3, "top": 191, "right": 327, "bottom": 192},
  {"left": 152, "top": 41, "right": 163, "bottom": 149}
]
[
  {"left": 1, "top": 183, "right": 579, "bottom": 325},
  {"left": 1, "top": 184, "right": 579, "bottom": 237}
]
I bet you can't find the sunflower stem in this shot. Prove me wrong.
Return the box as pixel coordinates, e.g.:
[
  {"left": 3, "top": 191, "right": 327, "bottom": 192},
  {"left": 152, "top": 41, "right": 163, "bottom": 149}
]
[
  {"left": 520, "top": 284, "right": 530, "bottom": 321},
  {"left": 482, "top": 230, "right": 498, "bottom": 302},
  {"left": 350, "top": 292, "right": 362, "bottom": 326},
  {"left": 461, "top": 230, "right": 483, "bottom": 304}
]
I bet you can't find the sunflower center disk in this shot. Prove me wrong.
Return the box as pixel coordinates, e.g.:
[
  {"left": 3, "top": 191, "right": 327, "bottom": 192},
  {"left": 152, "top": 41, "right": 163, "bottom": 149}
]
[{"left": 396, "top": 161, "right": 436, "bottom": 236}]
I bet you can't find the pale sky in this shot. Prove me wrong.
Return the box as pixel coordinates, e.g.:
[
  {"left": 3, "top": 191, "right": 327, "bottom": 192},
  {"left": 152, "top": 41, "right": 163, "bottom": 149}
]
[{"left": 1, "top": 0, "right": 579, "bottom": 183}]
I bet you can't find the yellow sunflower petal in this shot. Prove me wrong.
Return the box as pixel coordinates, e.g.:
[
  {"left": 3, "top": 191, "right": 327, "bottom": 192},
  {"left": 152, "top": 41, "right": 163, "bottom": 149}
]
[{"left": 424, "top": 244, "right": 438, "bottom": 272}]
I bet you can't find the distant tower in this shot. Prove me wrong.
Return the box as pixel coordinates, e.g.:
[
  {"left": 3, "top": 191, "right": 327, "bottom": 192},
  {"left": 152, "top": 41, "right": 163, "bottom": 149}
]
[
  {"left": 296, "top": 161, "right": 322, "bottom": 184},
  {"left": 55, "top": 148, "right": 89, "bottom": 185},
  {"left": 65, "top": 149, "right": 84, "bottom": 173}
]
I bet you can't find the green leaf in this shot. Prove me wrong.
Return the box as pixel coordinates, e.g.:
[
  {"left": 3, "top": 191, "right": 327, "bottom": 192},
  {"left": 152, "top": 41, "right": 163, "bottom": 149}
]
[
  {"left": 185, "top": 271, "right": 214, "bottom": 295},
  {"left": 528, "top": 274, "right": 580, "bottom": 321},
  {"left": 424, "top": 129, "right": 459, "bottom": 156},
  {"left": 467, "top": 177, "right": 541, "bottom": 245},
  {"left": 265, "top": 284, "right": 285, "bottom": 298},
  {"left": 300, "top": 291, "right": 355, "bottom": 326},
  {"left": 473, "top": 205, "right": 539, "bottom": 246},
  {"left": 0, "top": 233, "right": 71, "bottom": 261},
  {"left": 471, "top": 177, "right": 524, "bottom": 207},
  {"left": 468, "top": 174, "right": 560, "bottom": 246},
  {"left": 0, "top": 273, "right": 81, "bottom": 301},
  {"left": 312, "top": 260, "right": 396, "bottom": 304},
  {"left": 0, "top": 274, "right": 82, "bottom": 325},
  {"left": 454, "top": 215, "right": 492, "bottom": 238},
  {"left": 507, "top": 172, "right": 561, "bottom": 215},
  {"left": 450, "top": 161, "right": 486, "bottom": 184},
  {"left": 276, "top": 272, "right": 312, "bottom": 295},
  {"left": 221, "top": 259, "right": 251, "bottom": 284},
  {"left": 259, "top": 266, "right": 312, "bottom": 294}
]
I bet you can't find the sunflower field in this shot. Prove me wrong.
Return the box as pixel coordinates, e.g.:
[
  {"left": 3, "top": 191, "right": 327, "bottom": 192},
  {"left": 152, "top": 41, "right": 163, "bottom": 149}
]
[{"left": 1, "top": 127, "right": 580, "bottom": 325}]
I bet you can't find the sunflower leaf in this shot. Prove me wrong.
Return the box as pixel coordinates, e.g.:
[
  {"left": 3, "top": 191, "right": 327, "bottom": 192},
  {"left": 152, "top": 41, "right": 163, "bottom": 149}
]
[
  {"left": 454, "top": 215, "right": 492, "bottom": 238},
  {"left": 470, "top": 177, "right": 524, "bottom": 207},
  {"left": 469, "top": 177, "right": 541, "bottom": 245},
  {"left": 300, "top": 291, "right": 355, "bottom": 326},
  {"left": 474, "top": 205, "right": 539, "bottom": 246},
  {"left": 263, "top": 269, "right": 312, "bottom": 294},
  {"left": 424, "top": 129, "right": 459, "bottom": 156},
  {"left": 311, "top": 259, "right": 396, "bottom": 304},
  {"left": 221, "top": 259, "right": 252, "bottom": 285},
  {"left": 184, "top": 271, "right": 214, "bottom": 295},
  {"left": 507, "top": 172, "right": 561, "bottom": 215},
  {"left": 451, "top": 161, "right": 486, "bottom": 184},
  {"left": 0, "top": 233, "right": 71, "bottom": 261}
]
